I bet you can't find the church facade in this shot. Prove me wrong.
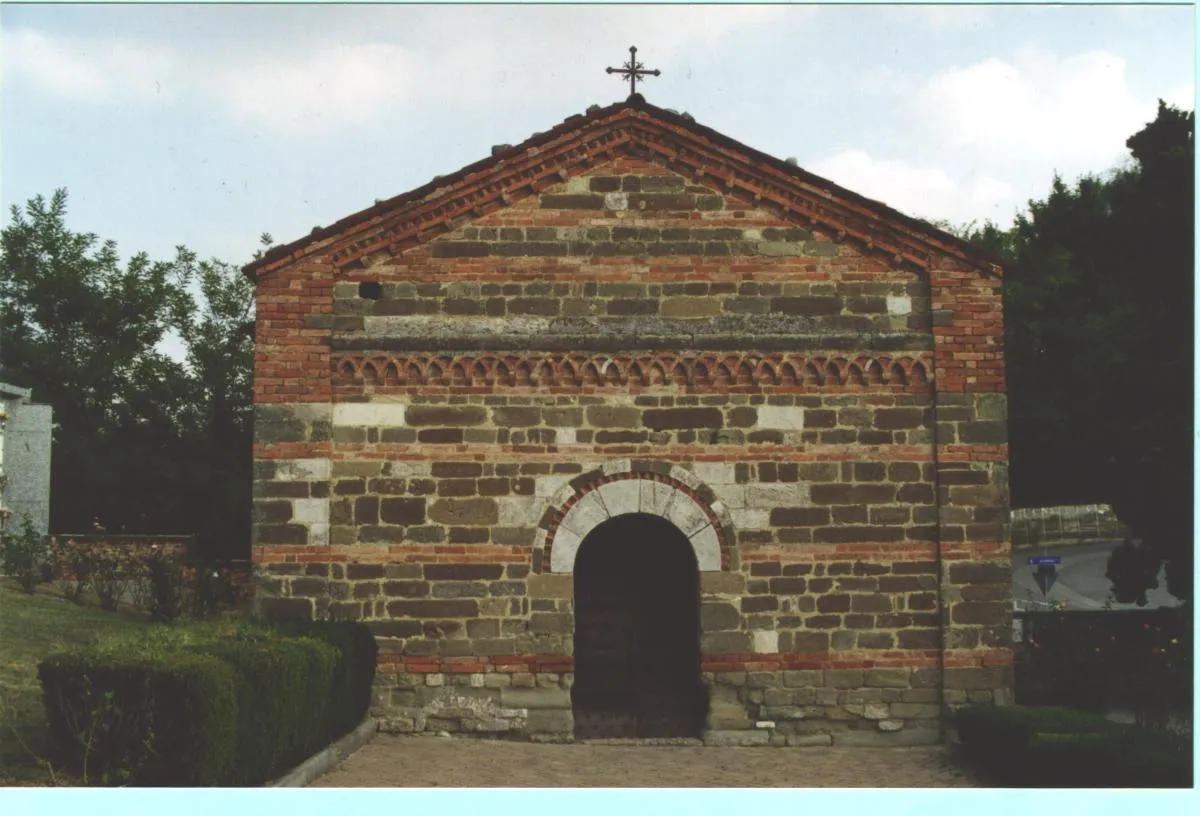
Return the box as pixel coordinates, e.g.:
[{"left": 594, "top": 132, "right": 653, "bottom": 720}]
[{"left": 244, "top": 96, "right": 1013, "bottom": 746}]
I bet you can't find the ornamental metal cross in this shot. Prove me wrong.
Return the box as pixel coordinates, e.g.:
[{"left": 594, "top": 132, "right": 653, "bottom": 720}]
[{"left": 606, "top": 46, "right": 660, "bottom": 97}]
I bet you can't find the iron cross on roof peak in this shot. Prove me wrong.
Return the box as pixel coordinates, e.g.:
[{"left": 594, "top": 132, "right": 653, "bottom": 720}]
[{"left": 606, "top": 46, "right": 661, "bottom": 99}]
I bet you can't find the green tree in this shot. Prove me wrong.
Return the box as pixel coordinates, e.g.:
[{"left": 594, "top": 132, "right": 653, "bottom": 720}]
[
  {"left": 964, "top": 101, "right": 1193, "bottom": 600},
  {"left": 0, "top": 190, "right": 255, "bottom": 559},
  {"left": 174, "top": 253, "right": 255, "bottom": 559}
]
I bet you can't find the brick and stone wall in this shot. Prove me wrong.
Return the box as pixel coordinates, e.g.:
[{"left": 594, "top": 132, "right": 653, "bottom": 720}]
[{"left": 249, "top": 111, "right": 1012, "bottom": 746}]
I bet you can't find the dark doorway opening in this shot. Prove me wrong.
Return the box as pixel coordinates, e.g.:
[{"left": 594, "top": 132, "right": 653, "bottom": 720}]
[{"left": 571, "top": 513, "right": 707, "bottom": 739}]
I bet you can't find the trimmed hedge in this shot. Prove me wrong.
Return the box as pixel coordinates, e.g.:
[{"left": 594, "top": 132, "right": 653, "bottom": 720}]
[
  {"left": 37, "top": 620, "right": 377, "bottom": 786},
  {"left": 38, "top": 650, "right": 240, "bottom": 785},
  {"left": 955, "top": 705, "right": 1192, "bottom": 788},
  {"left": 265, "top": 618, "right": 379, "bottom": 740}
]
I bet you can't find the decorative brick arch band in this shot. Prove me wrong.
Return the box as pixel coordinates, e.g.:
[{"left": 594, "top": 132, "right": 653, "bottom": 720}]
[{"left": 536, "top": 460, "right": 734, "bottom": 574}]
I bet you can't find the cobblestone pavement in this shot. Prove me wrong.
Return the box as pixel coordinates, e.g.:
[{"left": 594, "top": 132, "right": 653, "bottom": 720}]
[{"left": 309, "top": 735, "right": 980, "bottom": 787}]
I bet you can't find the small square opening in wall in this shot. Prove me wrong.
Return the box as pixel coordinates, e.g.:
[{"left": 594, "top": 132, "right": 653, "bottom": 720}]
[{"left": 359, "top": 281, "right": 382, "bottom": 300}]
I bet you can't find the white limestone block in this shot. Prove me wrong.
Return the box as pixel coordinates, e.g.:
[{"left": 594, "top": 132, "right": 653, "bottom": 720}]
[
  {"left": 709, "top": 483, "right": 746, "bottom": 509},
  {"left": 535, "top": 473, "right": 575, "bottom": 499},
  {"left": 604, "top": 192, "right": 628, "bottom": 211},
  {"left": 731, "top": 508, "right": 771, "bottom": 529},
  {"left": 388, "top": 461, "right": 433, "bottom": 478},
  {"left": 601, "top": 458, "right": 632, "bottom": 476},
  {"left": 497, "top": 496, "right": 539, "bottom": 527},
  {"left": 752, "top": 630, "right": 779, "bottom": 654},
  {"left": 744, "top": 482, "right": 810, "bottom": 508},
  {"left": 756, "top": 406, "right": 805, "bottom": 430},
  {"left": 863, "top": 704, "right": 890, "bottom": 721},
  {"left": 292, "top": 498, "right": 329, "bottom": 525},
  {"left": 274, "top": 458, "right": 331, "bottom": 482},
  {"left": 308, "top": 523, "right": 330, "bottom": 546},
  {"left": 886, "top": 295, "right": 912, "bottom": 316},
  {"left": 555, "top": 427, "right": 577, "bottom": 445},
  {"left": 332, "top": 402, "right": 408, "bottom": 427},
  {"left": 691, "top": 462, "right": 737, "bottom": 486}
]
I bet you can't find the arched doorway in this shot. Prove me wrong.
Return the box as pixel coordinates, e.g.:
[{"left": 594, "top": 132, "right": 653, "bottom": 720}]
[{"left": 571, "top": 513, "right": 707, "bottom": 739}]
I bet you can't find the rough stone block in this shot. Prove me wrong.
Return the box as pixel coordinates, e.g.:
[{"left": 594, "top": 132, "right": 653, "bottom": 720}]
[
  {"left": 405, "top": 406, "right": 486, "bottom": 427},
  {"left": 523, "top": 709, "right": 574, "bottom": 734},
  {"left": 428, "top": 498, "right": 498, "bottom": 526},
  {"left": 700, "top": 571, "right": 746, "bottom": 595},
  {"left": 703, "top": 729, "right": 770, "bottom": 746},
  {"left": 824, "top": 670, "right": 865, "bottom": 689},
  {"left": 528, "top": 573, "right": 573, "bottom": 599},
  {"left": 700, "top": 602, "right": 740, "bottom": 631},
  {"left": 834, "top": 726, "right": 939, "bottom": 747},
  {"left": 642, "top": 408, "right": 723, "bottom": 431},
  {"left": 499, "top": 687, "right": 571, "bottom": 709}
]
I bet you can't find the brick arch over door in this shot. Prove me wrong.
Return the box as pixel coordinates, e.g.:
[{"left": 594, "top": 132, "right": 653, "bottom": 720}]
[{"left": 535, "top": 460, "right": 735, "bottom": 573}]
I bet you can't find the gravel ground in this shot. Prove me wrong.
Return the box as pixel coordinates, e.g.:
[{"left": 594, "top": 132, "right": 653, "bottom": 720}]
[{"left": 309, "top": 734, "right": 980, "bottom": 788}]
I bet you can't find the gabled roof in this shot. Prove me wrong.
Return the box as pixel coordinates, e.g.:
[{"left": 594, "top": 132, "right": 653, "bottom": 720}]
[{"left": 243, "top": 95, "right": 1000, "bottom": 279}]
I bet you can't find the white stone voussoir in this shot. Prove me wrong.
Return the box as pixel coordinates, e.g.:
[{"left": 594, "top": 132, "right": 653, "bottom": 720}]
[
  {"left": 595, "top": 479, "right": 641, "bottom": 517},
  {"left": 549, "top": 476, "right": 723, "bottom": 573},
  {"left": 688, "top": 524, "right": 722, "bottom": 571}
]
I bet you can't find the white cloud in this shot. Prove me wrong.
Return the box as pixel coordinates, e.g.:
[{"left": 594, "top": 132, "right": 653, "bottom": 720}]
[
  {"left": 214, "top": 43, "right": 418, "bottom": 128},
  {"left": 913, "top": 49, "right": 1158, "bottom": 173},
  {"left": 2, "top": 27, "right": 177, "bottom": 104},
  {"left": 3, "top": 7, "right": 794, "bottom": 134},
  {"left": 880, "top": 6, "right": 991, "bottom": 32},
  {"left": 1163, "top": 82, "right": 1195, "bottom": 111},
  {"left": 809, "top": 148, "right": 1017, "bottom": 227}
]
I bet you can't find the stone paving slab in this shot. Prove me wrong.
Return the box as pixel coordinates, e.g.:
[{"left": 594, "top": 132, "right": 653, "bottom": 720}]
[{"left": 309, "top": 734, "right": 979, "bottom": 787}]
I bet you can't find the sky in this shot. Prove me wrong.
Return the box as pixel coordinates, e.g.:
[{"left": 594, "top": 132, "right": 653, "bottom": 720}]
[{"left": 1, "top": 3, "right": 1195, "bottom": 270}]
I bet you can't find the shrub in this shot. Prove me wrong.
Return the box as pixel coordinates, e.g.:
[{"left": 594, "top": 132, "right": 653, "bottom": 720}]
[
  {"left": 954, "top": 705, "right": 1192, "bottom": 788},
  {"left": 127, "top": 558, "right": 153, "bottom": 613},
  {"left": 50, "top": 539, "right": 97, "bottom": 603},
  {"left": 145, "top": 548, "right": 184, "bottom": 623},
  {"left": 1016, "top": 608, "right": 1191, "bottom": 722},
  {"left": 37, "top": 620, "right": 377, "bottom": 786},
  {"left": 92, "top": 545, "right": 137, "bottom": 612},
  {"left": 38, "top": 648, "right": 240, "bottom": 785},
  {"left": 0, "top": 515, "right": 51, "bottom": 592},
  {"left": 267, "top": 618, "right": 379, "bottom": 738},
  {"left": 186, "top": 563, "right": 238, "bottom": 620},
  {"left": 193, "top": 633, "right": 337, "bottom": 785}
]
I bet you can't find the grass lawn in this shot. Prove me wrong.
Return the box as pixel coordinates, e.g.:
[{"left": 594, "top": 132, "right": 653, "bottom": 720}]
[{"left": 0, "top": 578, "right": 151, "bottom": 785}]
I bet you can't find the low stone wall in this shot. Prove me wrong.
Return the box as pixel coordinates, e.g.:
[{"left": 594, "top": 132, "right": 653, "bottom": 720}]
[
  {"left": 373, "top": 659, "right": 573, "bottom": 740},
  {"left": 1010, "top": 505, "right": 1127, "bottom": 548},
  {"left": 51, "top": 534, "right": 192, "bottom": 560},
  {"left": 369, "top": 654, "right": 1009, "bottom": 746}
]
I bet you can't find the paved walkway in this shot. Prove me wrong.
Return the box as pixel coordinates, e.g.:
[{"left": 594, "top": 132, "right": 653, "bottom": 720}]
[{"left": 310, "top": 734, "right": 979, "bottom": 787}]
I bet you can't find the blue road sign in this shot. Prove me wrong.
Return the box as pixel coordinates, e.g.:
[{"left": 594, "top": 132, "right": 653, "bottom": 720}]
[{"left": 1027, "top": 556, "right": 1062, "bottom": 566}]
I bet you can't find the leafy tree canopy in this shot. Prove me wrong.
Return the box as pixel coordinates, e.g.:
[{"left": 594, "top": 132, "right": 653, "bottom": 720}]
[
  {"left": 961, "top": 101, "right": 1194, "bottom": 600},
  {"left": 0, "top": 190, "right": 254, "bottom": 558}
]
